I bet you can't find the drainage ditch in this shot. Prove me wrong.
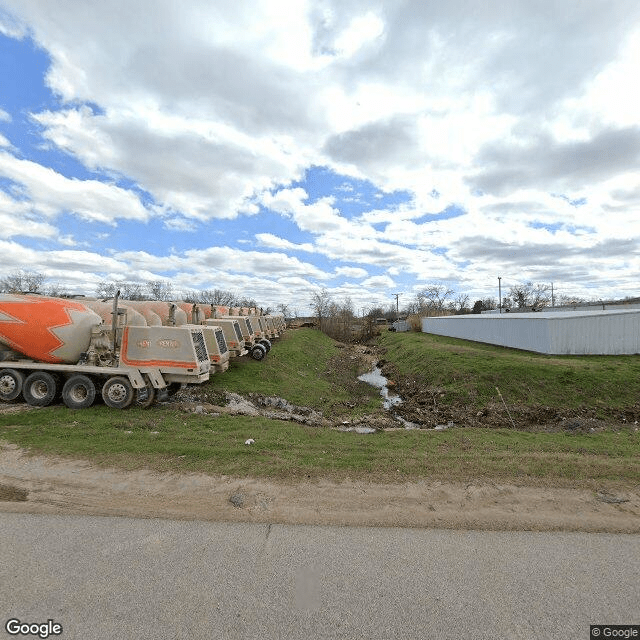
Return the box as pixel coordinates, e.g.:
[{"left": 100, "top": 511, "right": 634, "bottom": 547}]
[
  {"left": 355, "top": 363, "right": 452, "bottom": 432},
  {"left": 356, "top": 364, "right": 421, "bottom": 430}
]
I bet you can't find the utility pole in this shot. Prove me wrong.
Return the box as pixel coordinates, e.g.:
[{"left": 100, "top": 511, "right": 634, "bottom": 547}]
[
  {"left": 498, "top": 277, "right": 502, "bottom": 314},
  {"left": 551, "top": 282, "right": 554, "bottom": 307},
  {"left": 392, "top": 293, "right": 402, "bottom": 320}
]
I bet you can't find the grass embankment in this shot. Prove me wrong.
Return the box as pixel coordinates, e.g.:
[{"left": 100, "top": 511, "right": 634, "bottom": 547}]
[
  {"left": 0, "top": 328, "right": 638, "bottom": 486},
  {"left": 202, "top": 328, "right": 378, "bottom": 415},
  {"left": 379, "top": 331, "right": 640, "bottom": 414}
]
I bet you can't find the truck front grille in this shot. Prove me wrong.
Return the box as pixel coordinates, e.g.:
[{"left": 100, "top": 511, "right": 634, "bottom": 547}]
[
  {"left": 191, "top": 330, "right": 209, "bottom": 362},
  {"left": 215, "top": 329, "right": 228, "bottom": 355},
  {"left": 233, "top": 322, "right": 243, "bottom": 342},
  {"left": 245, "top": 318, "right": 254, "bottom": 334}
]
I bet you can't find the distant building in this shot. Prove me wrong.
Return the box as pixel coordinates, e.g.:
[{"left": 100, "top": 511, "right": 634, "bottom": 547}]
[{"left": 423, "top": 309, "right": 640, "bottom": 355}]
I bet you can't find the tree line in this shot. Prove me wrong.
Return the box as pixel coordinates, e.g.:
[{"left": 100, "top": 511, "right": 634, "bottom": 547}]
[
  {"left": 306, "top": 281, "right": 602, "bottom": 342},
  {"left": 0, "top": 270, "right": 262, "bottom": 310}
]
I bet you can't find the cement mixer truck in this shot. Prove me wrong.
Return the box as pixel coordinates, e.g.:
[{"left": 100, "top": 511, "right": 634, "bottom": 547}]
[{"left": 0, "top": 294, "right": 210, "bottom": 410}]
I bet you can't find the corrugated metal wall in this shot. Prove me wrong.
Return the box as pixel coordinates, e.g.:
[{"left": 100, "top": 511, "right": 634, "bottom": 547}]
[{"left": 421, "top": 309, "right": 640, "bottom": 355}]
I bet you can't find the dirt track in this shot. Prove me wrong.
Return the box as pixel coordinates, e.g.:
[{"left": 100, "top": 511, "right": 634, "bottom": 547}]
[{"left": 1, "top": 441, "right": 639, "bottom": 532}]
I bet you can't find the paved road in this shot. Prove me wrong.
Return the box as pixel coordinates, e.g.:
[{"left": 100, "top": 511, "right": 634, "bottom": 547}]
[{"left": 1, "top": 513, "right": 638, "bottom": 639}]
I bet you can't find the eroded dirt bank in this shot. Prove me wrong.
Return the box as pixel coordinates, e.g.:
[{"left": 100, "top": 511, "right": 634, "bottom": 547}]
[{"left": 1, "top": 441, "right": 638, "bottom": 532}]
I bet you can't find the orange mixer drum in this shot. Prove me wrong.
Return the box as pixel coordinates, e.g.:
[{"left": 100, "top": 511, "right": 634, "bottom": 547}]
[
  {"left": 124, "top": 301, "right": 187, "bottom": 326},
  {"left": 0, "top": 294, "right": 102, "bottom": 364},
  {"left": 82, "top": 300, "right": 147, "bottom": 327}
]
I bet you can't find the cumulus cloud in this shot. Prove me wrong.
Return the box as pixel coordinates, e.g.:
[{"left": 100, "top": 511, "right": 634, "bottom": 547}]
[
  {"left": 361, "top": 274, "right": 395, "bottom": 289},
  {"left": 260, "top": 188, "right": 348, "bottom": 233},
  {"left": 334, "top": 266, "right": 368, "bottom": 279},
  {"left": 0, "top": 151, "right": 150, "bottom": 224},
  {"left": 255, "top": 233, "right": 315, "bottom": 253},
  {"left": 468, "top": 126, "right": 640, "bottom": 195},
  {"left": 0, "top": 0, "right": 639, "bottom": 305},
  {"left": 163, "top": 217, "right": 198, "bottom": 232},
  {"left": 323, "top": 114, "right": 421, "bottom": 169}
]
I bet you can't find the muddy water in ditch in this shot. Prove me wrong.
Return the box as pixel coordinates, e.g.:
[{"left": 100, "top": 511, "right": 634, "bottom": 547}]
[{"left": 357, "top": 365, "right": 420, "bottom": 430}]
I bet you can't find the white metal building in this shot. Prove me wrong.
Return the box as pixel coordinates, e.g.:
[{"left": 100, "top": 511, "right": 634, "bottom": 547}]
[{"left": 421, "top": 309, "right": 640, "bottom": 355}]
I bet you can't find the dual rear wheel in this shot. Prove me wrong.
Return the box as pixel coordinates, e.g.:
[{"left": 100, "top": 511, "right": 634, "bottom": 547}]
[{"left": 0, "top": 368, "right": 160, "bottom": 410}]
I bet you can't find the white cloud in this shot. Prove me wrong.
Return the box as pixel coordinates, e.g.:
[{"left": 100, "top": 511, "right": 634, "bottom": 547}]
[
  {"left": 332, "top": 11, "right": 385, "bottom": 58},
  {"left": 163, "top": 217, "right": 198, "bottom": 232},
  {"left": 0, "top": 151, "right": 150, "bottom": 224},
  {"left": 0, "top": 0, "right": 639, "bottom": 305},
  {"left": 255, "top": 233, "right": 315, "bottom": 253},
  {"left": 334, "top": 266, "right": 368, "bottom": 279},
  {"left": 260, "top": 188, "right": 348, "bottom": 233},
  {"left": 361, "top": 275, "right": 395, "bottom": 289}
]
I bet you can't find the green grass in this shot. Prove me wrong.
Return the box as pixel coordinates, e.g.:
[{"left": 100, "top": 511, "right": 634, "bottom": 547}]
[
  {"left": 201, "top": 329, "right": 380, "bottom": 416},
  {"left": 207, "top": 329, "right": 339, "bottom": 406},
  {"left": 379, "top": 331, "right": 640, "bottom": 413},
  {"left": 1, "top": 405, "right": 637, "bottom": 485},
  {"left": 0, "top": 327, "right": 638, "bottom": 486}
]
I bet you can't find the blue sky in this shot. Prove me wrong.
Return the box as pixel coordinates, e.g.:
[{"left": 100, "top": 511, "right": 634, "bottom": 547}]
[{"left": 1, "top": 0, "right": 640, "bottom": 313}]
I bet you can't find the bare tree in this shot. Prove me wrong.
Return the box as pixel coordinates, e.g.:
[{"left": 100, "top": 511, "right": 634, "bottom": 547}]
[
  {"left": 448, "top": 293, "right": 470, "bottom": 314},
  {"left": 276, "top": 303, "right": 290, "bottom": 317},
  {"left": 310, "top": 288, "right": 332, "bottom": 329},
  {"left": 236, "top": 296, "right": 258, "bottom": 308},
  {"left": 367, "top": 307, "right": 385, "bottom": 318},
  {"left": 416, "top": 284, "right": 455, "bottom": 312},
  {"left": 193, "top": 288, "right": 237, "bottom": 305},
  {"left": 0, "top": 270, "right": 45, "bottom": 293},
  {"left": 472, "top": 297, "right": 497, "bottom": 314},
  {"left": 43, "top": 283, "right": 71, "bottom": 298},
  {"left": 508, "top": 282, "right": 551, "bottom": 309},
  {"left": 95, "top": 281, "right": 117, "bottom": 299},
  {"left": 556, "top": 294, "right": 585, "bottom": 307},
  {"left": 95, "top": 280, "right": 146, "bottom": 300},
  {"left": 146, "top": 280, "right": 173, "bottom": 301}
]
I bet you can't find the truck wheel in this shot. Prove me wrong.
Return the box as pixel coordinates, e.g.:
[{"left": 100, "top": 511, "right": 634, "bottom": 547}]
[
  {"left": 134, "top": 384, "right": 156, "bottom": 408},
  {"left": 101, "top": 376, "right": 134, "bottom": 409},
  {"left": 0, "top": 368, "right": 24, "bottom": 402},
  {"left": 166, "top": 383, "right": 184, "bottom": 397},
  {"left": 258, "top": 339, "right": 271, "bottom": 352},
  {"left": 23, "top": 372, "right": 58, "bottom": 407},
  {"left": 62, "top": 375, "right": 96, "bottom": 409},
  {"left": 250, "top": 344, "right": 266, "bottom": 360}
]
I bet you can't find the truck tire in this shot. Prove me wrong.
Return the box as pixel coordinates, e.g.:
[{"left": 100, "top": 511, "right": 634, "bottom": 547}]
[
  {"left": 23, "top": 371, "right": 58, "bottom": 407},
  {"left": 62, "top": 375, "right": 96, "bottom": 409},
  {"left": 134, "top": 384, "right": 156, "bottom": 408},
  {"left": 166, "top": 382, "right": 183, "bottom": 397},
  {"left": 0, "top": 368, "right": 24, "bottom": 402},
  {"left": 250, "top": 344, "right": 266, "bottom": 360},
  {"left": 101, "top": 376, "right": 134, "bottom": 409},
  {"left": 258, "top": 339, "right": 271, "bottom": 352}
]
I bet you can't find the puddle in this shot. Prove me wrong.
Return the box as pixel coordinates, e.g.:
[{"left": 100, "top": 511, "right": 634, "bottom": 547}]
[
  {"left": 358, "top": 364, "right": 421, "bottom": 430},
  {"left": 358, "top": 366, "right": 402, "bottom": 409}
]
